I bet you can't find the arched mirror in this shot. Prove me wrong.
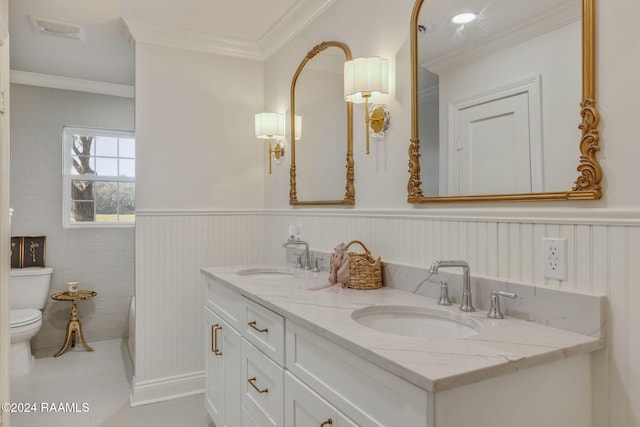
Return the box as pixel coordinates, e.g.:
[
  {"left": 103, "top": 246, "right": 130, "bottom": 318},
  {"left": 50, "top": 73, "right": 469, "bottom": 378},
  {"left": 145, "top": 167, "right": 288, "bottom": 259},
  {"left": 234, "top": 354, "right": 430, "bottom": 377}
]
[
  {"left": 290, "top": 41, "right": 355, "bottom": 206},
  {"left": 408, "top": 0, "right": 601, "bottom": 202}
]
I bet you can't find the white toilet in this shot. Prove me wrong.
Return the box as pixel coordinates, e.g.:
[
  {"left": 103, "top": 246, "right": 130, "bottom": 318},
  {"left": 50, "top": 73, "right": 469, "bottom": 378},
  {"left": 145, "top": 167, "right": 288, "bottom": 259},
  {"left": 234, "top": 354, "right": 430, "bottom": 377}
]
[{"left": 10, "top": 267, "right": 53, "bottom": 377}]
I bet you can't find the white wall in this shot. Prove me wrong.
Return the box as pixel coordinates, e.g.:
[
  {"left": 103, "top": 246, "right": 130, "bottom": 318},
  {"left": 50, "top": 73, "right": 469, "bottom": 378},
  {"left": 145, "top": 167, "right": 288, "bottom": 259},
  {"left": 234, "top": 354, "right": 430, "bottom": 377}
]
[
  {"left": 135, "top": 42, "right": 265, "bottom": 211},
  {"left": 132, "top": 42, "right": 265, "bottom": 404},
  {"left": 261, "top": 0, "right": 640, "bottom": 426},
  {"left": 10, "top": 84, "right": 135, "bottom": 354},
  {"left": 132, "top": 211, "right": 262, "bottom": 405}
]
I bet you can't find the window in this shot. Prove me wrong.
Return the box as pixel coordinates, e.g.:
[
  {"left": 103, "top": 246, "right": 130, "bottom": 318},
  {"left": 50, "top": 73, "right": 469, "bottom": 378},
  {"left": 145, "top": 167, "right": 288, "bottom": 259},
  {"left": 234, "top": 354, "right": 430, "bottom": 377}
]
[{"left": 62, "top": 127, "right": 135, "bottom": 227}]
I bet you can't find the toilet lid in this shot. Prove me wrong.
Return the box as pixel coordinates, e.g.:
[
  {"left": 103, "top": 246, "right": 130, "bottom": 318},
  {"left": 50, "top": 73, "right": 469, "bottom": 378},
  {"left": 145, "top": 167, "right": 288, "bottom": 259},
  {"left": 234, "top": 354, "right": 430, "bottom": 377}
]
[{"left": 10, "top": 309, "right": 41, "bottom": 328}]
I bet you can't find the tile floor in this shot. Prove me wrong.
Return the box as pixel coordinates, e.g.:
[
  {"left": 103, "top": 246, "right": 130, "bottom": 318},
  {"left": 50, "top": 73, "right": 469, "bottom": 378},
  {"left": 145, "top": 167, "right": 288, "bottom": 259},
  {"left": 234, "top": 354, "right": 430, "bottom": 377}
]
[{"left": 10, "top": 338, "right": 212, "bottom": 427}]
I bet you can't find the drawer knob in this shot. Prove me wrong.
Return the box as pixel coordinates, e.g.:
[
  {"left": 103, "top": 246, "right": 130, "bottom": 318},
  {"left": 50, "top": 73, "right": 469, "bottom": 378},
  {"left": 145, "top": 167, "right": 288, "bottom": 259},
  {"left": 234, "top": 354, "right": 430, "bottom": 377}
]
[
  {"left": 248, "top": 320, "right": 269, "bottom": 333},
  {"left": 247, "top": 377, "right": 269, "bottom": 394},
  {"left": 211, "top": 324, "right": 222, "bottom": 356},
  {"left": 320, "top": 419, "right": 333, "bottom": 426}
]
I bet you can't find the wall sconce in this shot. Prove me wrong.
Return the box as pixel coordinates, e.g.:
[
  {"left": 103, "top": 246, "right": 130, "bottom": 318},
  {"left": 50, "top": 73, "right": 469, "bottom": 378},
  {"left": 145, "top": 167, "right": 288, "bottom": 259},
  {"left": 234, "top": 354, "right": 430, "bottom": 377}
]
[
  {"left": 344, "top": 57, "right": 390, "bottom": 154},
  {"left": 255, "top": 112, "right": 285, "bottom": 174}
]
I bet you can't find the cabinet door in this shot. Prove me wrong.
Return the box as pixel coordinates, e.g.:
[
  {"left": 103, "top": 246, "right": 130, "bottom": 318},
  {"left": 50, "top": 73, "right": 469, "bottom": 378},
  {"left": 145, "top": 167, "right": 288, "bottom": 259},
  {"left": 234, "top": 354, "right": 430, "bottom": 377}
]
[{"left": 205, "top": 306, "right": 242, "bottom": 427}]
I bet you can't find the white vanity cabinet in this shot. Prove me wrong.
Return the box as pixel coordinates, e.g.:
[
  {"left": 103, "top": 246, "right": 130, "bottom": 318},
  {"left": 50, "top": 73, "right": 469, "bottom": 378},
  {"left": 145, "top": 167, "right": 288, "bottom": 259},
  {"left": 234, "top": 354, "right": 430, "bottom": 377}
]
[
  {"left": 203, "top": 272, "right": 595, "bottom": 427},
  {"left": 204, "top": 276, "right": 429, "bottom": 427}
]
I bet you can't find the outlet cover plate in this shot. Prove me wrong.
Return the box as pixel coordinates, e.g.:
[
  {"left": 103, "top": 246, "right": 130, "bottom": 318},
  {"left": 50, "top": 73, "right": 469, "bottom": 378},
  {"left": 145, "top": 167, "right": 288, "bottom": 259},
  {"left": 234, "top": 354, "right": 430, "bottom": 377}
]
[{"left": 543, "top": 237, "right": 567, "bottom": 280}]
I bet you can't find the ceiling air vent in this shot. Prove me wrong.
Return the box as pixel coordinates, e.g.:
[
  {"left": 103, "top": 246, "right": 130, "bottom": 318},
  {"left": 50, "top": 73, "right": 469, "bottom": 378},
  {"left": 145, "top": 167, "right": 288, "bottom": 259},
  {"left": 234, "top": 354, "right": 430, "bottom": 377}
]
[{"left": 29, "top": 16, "right": 86, "bottom": 41}]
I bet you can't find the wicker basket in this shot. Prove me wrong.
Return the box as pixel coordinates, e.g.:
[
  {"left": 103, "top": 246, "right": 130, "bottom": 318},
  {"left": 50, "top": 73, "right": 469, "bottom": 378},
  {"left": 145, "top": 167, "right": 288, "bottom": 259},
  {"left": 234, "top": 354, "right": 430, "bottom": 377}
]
[{"left": 343, "top": 240, "right": 383, "bottom": 290}]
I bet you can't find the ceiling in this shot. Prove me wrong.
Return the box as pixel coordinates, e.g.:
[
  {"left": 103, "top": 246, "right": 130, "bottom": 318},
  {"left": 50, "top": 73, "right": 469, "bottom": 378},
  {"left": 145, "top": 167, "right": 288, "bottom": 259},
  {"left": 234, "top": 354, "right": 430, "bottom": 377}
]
[
  {"left": 418, "top": 0, "right": 578, "bottom": 62},
  {"left": 9, "top": 0, "right": 333, "bottom": 86}
]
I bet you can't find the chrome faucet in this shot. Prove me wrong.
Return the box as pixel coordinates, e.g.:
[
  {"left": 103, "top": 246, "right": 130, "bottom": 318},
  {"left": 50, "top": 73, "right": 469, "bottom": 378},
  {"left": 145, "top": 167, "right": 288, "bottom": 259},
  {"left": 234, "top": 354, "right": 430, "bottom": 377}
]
[
  {"left": 282, "top": 238, "right": 311, "bottom": 270},
  {"left": 429, "top": 260, "right": 475, "bottom": 312}
]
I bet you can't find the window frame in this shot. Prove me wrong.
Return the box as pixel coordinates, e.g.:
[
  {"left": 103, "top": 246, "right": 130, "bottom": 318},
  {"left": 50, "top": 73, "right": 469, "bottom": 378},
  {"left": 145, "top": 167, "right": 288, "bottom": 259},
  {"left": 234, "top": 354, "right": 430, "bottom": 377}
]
[{"left": 62, "top": 126, "right": 135, "bottom": 229}]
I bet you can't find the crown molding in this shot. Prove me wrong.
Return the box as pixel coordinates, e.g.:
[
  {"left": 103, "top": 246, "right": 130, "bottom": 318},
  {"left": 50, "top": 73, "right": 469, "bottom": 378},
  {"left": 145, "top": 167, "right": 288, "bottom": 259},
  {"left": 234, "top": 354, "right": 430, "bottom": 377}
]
[
  {"left": 10, "top": 70, "right": 134, "bottom": 98},
  {"left": 124, "top": 19, "right": 263, "bottom": 60},
  {"left": 258, "top": 0, "right": 336, "bottom": 59},
  {"left": 425, "top": 1, "right": 580, "bottom": 75},
  {"left": 123, "top": 0, "right": 335, "bottom": 61},
  {"left": 419, "top": 84, "right": 439, "bottom": 104}
]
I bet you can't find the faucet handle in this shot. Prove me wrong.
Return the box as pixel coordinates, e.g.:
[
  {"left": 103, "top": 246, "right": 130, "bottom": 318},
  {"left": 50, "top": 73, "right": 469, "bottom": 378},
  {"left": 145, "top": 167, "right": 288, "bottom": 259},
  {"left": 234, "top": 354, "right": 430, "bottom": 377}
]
[
  {"left": 312, "top": 257, "right": 323, "bottom": 273},
  {"left": 428, "top": 260, "right": 440, "bottom": 274},
  {"left": 487, "top": 291, "right": 517, "bottom": 319},
  {"left": 437, "top": 281, "right": 452, "bottom": 306},
  {"left": 294, "top": 253, "right": 303, "bottom": 269}
]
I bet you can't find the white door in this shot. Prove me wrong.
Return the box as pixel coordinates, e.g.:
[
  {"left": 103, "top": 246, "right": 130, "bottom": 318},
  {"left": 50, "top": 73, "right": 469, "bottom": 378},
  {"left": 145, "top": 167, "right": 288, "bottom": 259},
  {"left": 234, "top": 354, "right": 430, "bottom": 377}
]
[{"left": 453, "top": 92, "right": 533, "bottom": 195}]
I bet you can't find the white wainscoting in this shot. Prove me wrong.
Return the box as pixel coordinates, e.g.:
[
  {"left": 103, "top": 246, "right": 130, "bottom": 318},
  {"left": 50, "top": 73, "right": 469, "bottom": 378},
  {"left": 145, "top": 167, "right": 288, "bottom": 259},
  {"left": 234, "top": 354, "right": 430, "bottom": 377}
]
[
  {"left": 132, "top": 208, "right": 639, "bottom": 426},
  {"left": 132, "top": 211, "right": 263, "bottom": 406},
  {"left": 262, "top": 209, "right": 640, "bottom": 427}
]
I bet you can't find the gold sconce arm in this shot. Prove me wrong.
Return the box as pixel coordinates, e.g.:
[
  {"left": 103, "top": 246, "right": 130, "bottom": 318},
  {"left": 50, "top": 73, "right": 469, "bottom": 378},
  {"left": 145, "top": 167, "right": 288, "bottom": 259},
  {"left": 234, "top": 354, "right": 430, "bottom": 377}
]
[
  {"left": 267, "top": 137, "right": 285, "bottom": 175},
  {"left": 363, "top": 95, "right": 388, "bottom": 155}
]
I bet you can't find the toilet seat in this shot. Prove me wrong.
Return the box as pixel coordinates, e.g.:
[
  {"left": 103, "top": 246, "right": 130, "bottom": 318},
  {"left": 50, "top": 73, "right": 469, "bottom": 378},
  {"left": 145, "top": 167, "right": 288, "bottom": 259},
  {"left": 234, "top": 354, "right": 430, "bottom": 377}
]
[{"left": 10, "top": 309, "right": 42, "bottom": 328}]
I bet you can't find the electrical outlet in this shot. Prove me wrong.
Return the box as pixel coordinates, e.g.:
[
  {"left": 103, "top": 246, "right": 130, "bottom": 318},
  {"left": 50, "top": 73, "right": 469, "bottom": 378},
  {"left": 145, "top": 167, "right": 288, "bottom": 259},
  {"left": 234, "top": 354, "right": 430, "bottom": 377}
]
[{"left": 543, "top": 237, "right": 567, "bottom": 280}]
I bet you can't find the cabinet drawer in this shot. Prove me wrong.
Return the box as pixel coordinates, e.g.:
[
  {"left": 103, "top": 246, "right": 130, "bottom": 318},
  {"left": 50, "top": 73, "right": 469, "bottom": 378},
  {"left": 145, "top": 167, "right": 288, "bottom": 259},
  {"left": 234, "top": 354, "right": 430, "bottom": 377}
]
[
  {"left": 242, "top": 297, "right": 285, "bottom": 366},
  {"left": 242, "top": 339, "right": 284, "bottom": 427},
  {"left": 207, "top": 278, "right": 243, "bottom": 330},
  {"left": 285, "top": 372, "right": 358, "bottom": 427},
  {"left": 286, "top": 321, "right": 429, "bottom": 427}
]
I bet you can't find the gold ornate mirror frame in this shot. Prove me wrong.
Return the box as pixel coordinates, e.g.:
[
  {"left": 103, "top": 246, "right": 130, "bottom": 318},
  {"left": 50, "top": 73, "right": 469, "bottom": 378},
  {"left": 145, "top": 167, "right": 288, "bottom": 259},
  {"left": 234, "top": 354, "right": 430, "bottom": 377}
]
[
  {"left": 290, "top": 41, "right": 355, "bottom": 206},
  {"left": 408, "top": 0, "right": 601, "bottom": 203}
]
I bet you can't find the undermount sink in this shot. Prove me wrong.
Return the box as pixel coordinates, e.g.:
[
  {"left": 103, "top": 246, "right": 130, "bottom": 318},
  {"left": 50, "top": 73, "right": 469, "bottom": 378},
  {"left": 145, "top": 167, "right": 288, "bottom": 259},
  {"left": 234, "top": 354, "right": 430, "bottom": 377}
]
[
  {"left": 352, "top": 305, "right": 479, "bottom": 340},
  {"left": 235, "top": 267, "right": 298, "bottom": 279}
]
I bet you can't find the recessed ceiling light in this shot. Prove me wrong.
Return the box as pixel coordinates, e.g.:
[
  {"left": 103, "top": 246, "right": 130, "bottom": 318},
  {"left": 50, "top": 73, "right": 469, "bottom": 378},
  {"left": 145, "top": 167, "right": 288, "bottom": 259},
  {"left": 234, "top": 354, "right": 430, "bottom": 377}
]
[{"left": 451, "top": 13, "right": 477, "bottom": 25}]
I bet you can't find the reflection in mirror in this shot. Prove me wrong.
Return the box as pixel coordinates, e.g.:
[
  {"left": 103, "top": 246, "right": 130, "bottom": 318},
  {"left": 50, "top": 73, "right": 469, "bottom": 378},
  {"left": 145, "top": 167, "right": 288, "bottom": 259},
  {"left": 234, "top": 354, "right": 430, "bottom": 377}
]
[
  {"left": 290, "top": 41, "right": 355, "bottom": 205},
  {"left": 408, "top": 0, "right": 601, "bottom": 202}
]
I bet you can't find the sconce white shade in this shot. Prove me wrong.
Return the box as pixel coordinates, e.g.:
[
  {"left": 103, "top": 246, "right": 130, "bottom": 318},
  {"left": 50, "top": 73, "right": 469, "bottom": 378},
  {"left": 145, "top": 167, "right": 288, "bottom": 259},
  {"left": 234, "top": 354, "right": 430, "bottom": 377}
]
[
  {"left": 294, "top": 115, "right": 302, "bottom": 140},
  {"left": 255, "top": 112, "right": 284, "bottom": 139},
  {"left": 343, "top": 57, "right": 389, "bottom": 103}
]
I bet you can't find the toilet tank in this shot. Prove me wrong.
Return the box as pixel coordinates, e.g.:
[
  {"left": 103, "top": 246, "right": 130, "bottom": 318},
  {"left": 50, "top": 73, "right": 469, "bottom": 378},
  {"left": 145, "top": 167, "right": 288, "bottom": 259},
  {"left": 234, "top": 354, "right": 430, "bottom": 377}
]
[{"left": 10, "top": 267, "right": 53, "bottom": 310}]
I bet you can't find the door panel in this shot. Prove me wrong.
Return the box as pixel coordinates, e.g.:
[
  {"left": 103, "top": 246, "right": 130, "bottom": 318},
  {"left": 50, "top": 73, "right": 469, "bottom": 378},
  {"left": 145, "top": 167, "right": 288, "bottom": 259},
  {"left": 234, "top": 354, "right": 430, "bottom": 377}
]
[{"left": 454, "top": 92, "right": 532, "bottom": 195}]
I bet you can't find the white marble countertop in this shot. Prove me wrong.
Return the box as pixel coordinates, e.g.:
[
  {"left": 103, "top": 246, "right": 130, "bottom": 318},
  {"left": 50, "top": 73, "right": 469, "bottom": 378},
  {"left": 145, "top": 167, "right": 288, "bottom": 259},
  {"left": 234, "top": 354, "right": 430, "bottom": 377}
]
[{"left": 201, "top": 264, "right": 605, "bottom": 393}]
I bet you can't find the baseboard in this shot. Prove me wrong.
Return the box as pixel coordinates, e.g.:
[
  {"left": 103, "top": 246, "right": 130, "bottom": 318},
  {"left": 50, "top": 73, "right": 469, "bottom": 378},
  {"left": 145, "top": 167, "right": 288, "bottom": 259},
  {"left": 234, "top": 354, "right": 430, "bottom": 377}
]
[{"left": 130, "top": 371, "right": 204, "bottom": 407}]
